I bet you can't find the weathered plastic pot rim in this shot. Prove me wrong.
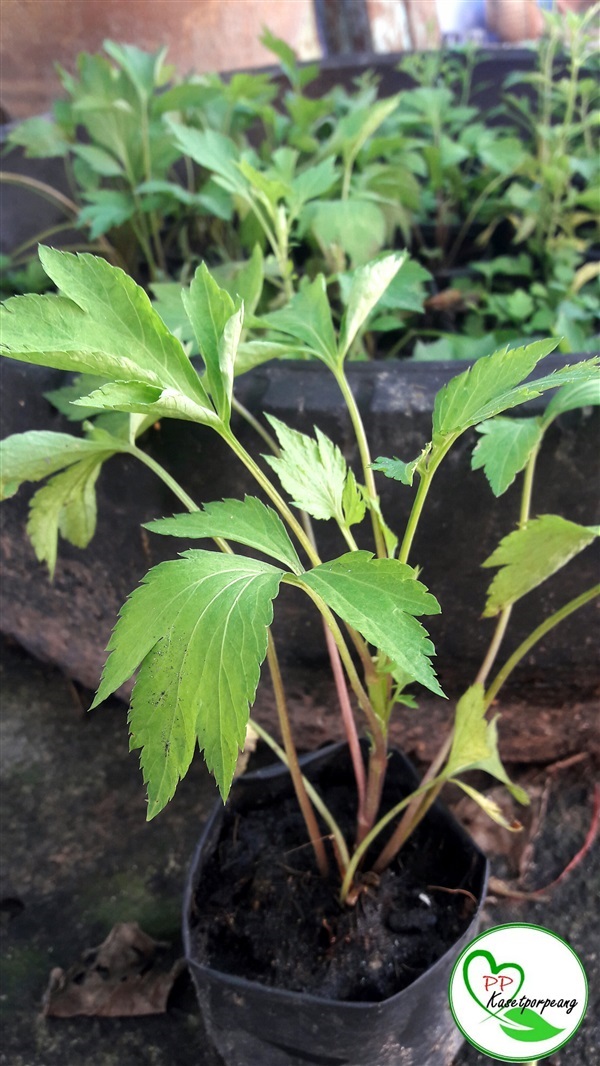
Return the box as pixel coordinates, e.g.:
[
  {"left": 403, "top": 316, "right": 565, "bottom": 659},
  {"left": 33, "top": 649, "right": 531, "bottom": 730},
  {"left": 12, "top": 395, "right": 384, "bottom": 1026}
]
[{"left": 182, "top": 741, "right": 489, "bottom": 1066}]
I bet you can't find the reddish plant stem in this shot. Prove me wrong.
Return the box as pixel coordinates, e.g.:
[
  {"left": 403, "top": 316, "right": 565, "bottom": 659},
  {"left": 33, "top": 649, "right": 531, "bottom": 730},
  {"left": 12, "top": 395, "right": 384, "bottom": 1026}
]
[
  {"left": 322, "top": 624, "right": 367, "bottom": 835},
  {"left": 266, "top": 633, "right": 329, "bottom": 878},
  {"left": 531, "top": 781, "right": 600, "bottom": 896},
  {"left": 299, "top": 510, "right": 369, "bottom": 841},
  {"left": 372, "top": 732, "right": 451, "bottom": 874},
  {"left": 359, "top": 729, "right": 389, "bottom": 848}
]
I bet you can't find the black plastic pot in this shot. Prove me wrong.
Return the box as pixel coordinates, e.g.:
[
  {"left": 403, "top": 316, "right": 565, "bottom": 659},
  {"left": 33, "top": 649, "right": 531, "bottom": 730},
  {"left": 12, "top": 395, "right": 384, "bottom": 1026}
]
[{"left": 183, "top": 742, "right": 488, "bottom": 1066}]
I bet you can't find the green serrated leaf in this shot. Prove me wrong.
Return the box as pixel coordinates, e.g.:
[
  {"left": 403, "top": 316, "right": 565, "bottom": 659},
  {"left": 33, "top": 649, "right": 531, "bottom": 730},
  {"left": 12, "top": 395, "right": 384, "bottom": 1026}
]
[
  {"left": 237, "top": 158, "right": 289, "bottom": 206},
  {"left": 44, "top": 375, "right": 111, "bottom": 421},
  {"left": 0, "top": 429, "right": 121, "bottom": 499},
  {"left": 445, "top": 685, "right": 490, "bottom": 777},
  {"left": 543, "top": 378, "right": 600, "bottom": 422},
  {"left": 144, "top": 497, "right": 303, "bottom": 574},
  {"left": 290, "top": 158, "right": 338, "bottom": 210},
  {"left": 182, "top": 262, "right": 240, "bottom": 423},
  {"left": 234, "top": 340, "right": 306, "bottom": 375},
  {"left": 72, "top": 380, "right": 214, "bottom": 422},
  {"left": 72, "top": 143, "right": 123, "bottom": 177},
  {"left": 483, "top": 515, "right": 599, "bottom": 617},
  {"left": 103, "top": 40, "right": 170, "bottom": 98},
  {"left": 27, "top": 455, "right": 104, "bottom": 578},
  {"left": 499, "top": 360, "right": 600, "bottom": 417},
  {"left": 339, "top": 253, "right": 405, "bottom": 358},
  {"left": 167, "top": 121, "right": 244, "bottom": 195},
  {"left": 221, "top": 245, "right": 264, "bottom": 318},
  {"left": 260, "top": 28, "right": 298, "bottom": 80},
  {"left": 335, "top": 95, "right": 400, "bottom": 168},
  {"left": 264, "top": 417, "right": 348, "bottom": 523},
  {"left": 371, "top": 453, "right": 423, "bottom": 487},
  {"left": 297, "top": 552, "right": 443, "bottom": 696},
  {"left": 78, "top": 189, "right": 137, "bottom": 238},
  {"left": 257, "top": 276, "right": 338, "bottom": 367},
  {"left": 1, "top": 249, "right": 213, "bottom": 415},
  {"left": 342, "top": 469, "right": 367, "bottom": 528},
  {"left": 94, "top": 551, "right": 284, "bottom": 810},
  {"left": 302, "top": 199, "right": 387, "bottom": 267},
  {"left": 7, "top": 115, "right": 70, "bottom": 158},
  {"left": 432, "top": 339, "right": 558, "bottom": 439},
  {"left": 471, "top": 717, "right": 530, "bottom": 804},
  {"left": 375, "top": 257, "right": 432, "bottom": 314},
  {"left": 136, "top": 179, "right": 203, "bottom": 205},
  {"left": 472, "top": 417, "right": 544, "bottom": 497},
  {"left": 446, "top": 686, "right": 529, "bottom": 804},
  {"left": 259, "top": 28, "right": 318, "bottom": 91}
]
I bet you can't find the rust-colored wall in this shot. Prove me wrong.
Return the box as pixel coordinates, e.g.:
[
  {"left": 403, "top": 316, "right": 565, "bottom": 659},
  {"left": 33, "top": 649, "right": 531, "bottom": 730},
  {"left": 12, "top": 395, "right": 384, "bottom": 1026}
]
[{"left": 0, "top": 0, "right": 321, "bottom": 119}]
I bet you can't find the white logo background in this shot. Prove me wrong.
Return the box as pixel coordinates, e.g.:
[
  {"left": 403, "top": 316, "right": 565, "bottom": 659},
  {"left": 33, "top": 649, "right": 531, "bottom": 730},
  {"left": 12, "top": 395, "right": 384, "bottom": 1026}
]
[{"left": 449, "top": 923, "right": 588, "bottom": 1061}]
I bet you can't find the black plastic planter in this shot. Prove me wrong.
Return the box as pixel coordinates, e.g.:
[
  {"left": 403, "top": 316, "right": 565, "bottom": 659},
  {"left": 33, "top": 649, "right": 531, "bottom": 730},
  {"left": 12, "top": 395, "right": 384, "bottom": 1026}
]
[{"left": 183, "top": 743, "right": 488, "bottom": 1066}]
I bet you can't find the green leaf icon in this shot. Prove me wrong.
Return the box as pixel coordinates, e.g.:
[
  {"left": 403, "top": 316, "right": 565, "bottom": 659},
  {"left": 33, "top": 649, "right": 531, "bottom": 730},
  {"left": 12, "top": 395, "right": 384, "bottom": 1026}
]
[{"left": 500, "top": 1006, "right": 564, "bottom": 1043}]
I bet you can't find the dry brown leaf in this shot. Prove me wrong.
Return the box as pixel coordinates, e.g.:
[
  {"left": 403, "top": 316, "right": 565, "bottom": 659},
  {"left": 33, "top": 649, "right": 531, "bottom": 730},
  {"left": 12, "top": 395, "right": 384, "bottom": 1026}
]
[{"left": 42, "top": 921, "right": 185, "bottom": 1017}]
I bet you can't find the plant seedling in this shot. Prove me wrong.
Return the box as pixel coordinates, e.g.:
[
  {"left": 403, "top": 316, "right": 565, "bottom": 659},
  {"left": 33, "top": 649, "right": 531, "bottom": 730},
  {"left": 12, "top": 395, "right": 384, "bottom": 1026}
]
[{"left": 1, "top": 247, "right": 599, "bottom": 902}]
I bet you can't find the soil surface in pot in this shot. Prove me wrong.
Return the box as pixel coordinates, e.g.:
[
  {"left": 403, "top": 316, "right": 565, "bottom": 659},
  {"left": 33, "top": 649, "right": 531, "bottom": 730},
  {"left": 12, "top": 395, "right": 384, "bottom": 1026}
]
[{"left": 189, "top": 752, "right": 480, "bottom": 1003}]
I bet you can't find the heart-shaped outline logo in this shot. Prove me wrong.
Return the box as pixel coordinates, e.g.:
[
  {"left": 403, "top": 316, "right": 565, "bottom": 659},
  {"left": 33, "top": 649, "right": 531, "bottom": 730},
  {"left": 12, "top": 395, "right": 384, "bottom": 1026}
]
[
  {"left": 463, "top": 949, "right": 525, "bottom": 1020},
  {"left": 449, "top": 923, "right": 589, "bottom": 1061}
]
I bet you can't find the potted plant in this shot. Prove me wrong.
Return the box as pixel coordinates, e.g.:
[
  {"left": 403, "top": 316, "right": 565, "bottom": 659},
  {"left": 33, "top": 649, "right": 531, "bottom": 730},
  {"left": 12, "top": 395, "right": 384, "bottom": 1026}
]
[{"left": 1, "top": 246, "right": 598, "bottom": 1063}]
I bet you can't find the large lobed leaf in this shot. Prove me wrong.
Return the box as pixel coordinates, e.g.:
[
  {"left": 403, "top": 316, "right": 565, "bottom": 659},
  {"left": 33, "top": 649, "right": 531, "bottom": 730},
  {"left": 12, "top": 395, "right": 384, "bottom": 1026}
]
[
  {"left": 297, "top": 552, "right": 443, "bottom": 696},
  {"left": 144, "top": 496, "right": 303, "bottom": 574},
  {"left": 93, "top": 551, "right": 285, "bottom": 814},
  {"left": 433, "top": 340, "right": 555, "bottom": 437},
  {"left": 1, "top": 249, "right": 214, "bottom": 419},
  {"left": 483, "top": 515, "right": 599, "bottom": 617}
]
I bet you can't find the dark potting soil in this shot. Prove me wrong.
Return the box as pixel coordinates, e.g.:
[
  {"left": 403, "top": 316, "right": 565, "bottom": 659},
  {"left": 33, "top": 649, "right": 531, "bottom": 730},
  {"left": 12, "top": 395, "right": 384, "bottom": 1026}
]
[{"left": 189, "top": 751, "right": 480, "bottom": 1004}]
